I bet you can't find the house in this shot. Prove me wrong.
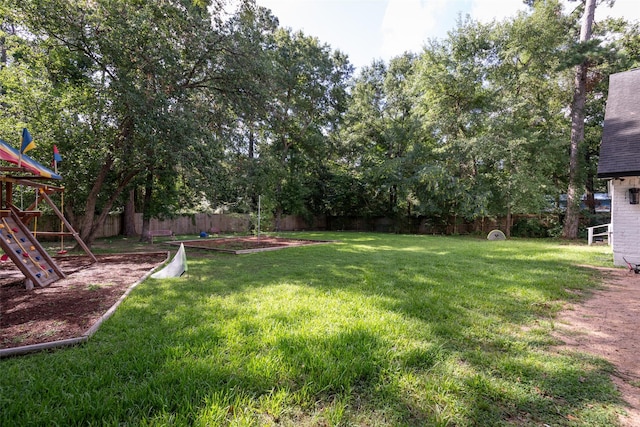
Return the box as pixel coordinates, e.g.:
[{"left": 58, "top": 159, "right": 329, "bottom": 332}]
[
  {"left": 557, "top": 193, "right": 611, "bottom": 212},
  {"left": 597, "top": 68, "right": 640, "bottom": 266}
]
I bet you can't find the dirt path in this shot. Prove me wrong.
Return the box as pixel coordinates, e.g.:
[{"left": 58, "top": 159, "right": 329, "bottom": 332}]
[{"left": 554, "top": 266, "right": 640, "bottom": 427}]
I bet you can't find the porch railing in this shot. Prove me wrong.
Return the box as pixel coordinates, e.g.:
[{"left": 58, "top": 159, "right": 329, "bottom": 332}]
[{"left": 587, "top": 223, "right": 612, "bottom": 245}]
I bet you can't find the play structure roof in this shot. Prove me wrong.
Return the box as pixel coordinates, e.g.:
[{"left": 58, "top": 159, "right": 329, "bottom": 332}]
[
  {"left": 0, "top": 139, "right": 61, "bottom": 180},
  {"left": 598, "top": 68, "right": 640, "bottom": 178}
]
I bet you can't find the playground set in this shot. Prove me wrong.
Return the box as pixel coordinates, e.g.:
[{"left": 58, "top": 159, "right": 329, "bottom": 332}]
[{"left": 0, "top": 133, "right": 95, "bottom": 289}]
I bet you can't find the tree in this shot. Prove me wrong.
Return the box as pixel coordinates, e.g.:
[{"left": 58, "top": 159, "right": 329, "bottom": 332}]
[
  {"left": 580, "top": 17, "right": 640, "bottom": 217},
  {"left": 8, "top": 0, "right": 266, "bottom": 245},
  {"left": 412, "top": 20, "right": 497, "bottom": 231},
  {"left": 562, "top": 0, "right": 597, "bottom": 238},
  {"left": 486, "top": 1, "right": 573, "bottom": 235},
  {"left": 337, "top": 54, "right": 424, "bottom": 228},
  {"left": 261, "top": 29, "right": 352, "bottom": 228},
  {"left": 205, "top": 3, "right": 280, "bottom": 216}
]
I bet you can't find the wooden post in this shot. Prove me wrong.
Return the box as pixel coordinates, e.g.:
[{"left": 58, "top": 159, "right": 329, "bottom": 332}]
[
  {"left": 39, "top": 190, "right": 97, "bottom": 262},
  {"left": 6, "top": 181, "right": 12, "bottom": 206}
]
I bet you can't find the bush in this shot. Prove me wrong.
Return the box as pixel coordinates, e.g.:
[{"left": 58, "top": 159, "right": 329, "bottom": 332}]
[{"left": 511, "top": 217, "right": 550, "bottom": 238}]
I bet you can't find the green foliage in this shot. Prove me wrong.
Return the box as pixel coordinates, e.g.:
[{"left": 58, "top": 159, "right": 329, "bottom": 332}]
[
  {"left": 1, "top": 0, "right": 638, "bottom": 238},
  {"left": 327, "top": 0, "right": 636, "bottom": 233},
  {"left": 511, "top": 216, "right": 552, "bottom": 237},
  {"left": 0, "top": 234, "right": 622, "bottom": 425}
]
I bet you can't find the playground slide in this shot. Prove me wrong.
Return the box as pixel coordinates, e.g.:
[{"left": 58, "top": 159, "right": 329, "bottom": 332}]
[{"left": 0, "top": 212, "right": 65, "bottom": 287}]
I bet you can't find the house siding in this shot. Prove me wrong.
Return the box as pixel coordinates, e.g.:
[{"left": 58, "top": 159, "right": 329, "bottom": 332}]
[{"left": 611, "top": 176, "right": 640, "bottom": 266}]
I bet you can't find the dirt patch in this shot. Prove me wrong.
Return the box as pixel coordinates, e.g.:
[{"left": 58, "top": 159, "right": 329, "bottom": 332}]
[
  {"left": 175, "top": 236, "right": 332, "bottom": 254},
  {"left": 554, "top": 266, "right": 640, "bottom": 427},
  {"left": 0, "top": 252, "right": 167, "bottom": 350}
]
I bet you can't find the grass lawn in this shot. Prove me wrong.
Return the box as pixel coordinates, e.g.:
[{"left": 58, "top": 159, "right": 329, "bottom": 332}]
[{"left": 0, "top": 232, "right": 623, "bottom": 426}]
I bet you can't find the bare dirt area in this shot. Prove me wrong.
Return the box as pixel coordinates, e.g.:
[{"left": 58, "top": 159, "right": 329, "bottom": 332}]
[
  {"left": 176, "top": 236, "right": 332, "bottom": 254},
  {"left": 554, "top": 266, "right": 640, "bottom": 427},
  {"left": 0, "top": 252, "right": 167, "bottom": 350}
]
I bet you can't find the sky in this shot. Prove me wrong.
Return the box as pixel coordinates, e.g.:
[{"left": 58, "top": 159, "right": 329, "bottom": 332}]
[{"left": 255, "top": 0, "right": 640, "bottom": 70}]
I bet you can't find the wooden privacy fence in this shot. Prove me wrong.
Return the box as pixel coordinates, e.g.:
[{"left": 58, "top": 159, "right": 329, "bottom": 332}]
[
  {"left": 137, "top": 213, "right": 252, "bottom": 236},
  {"left": 35, "top": 213, "right": 312, "bottom": 239},
  {"left": 34, "top": 212, "right": 595, "bottom": 239}
]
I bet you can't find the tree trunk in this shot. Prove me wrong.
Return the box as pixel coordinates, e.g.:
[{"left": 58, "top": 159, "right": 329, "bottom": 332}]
[
  {"left": 275, "top": 206, "right": 282, "bottom": 232},
  {"left": 248, "top": 129, "right": 255, "bottom": 159},
  {"left": 140, "top": 170, "right": 154, "bottom": 242},
  {"left": 389, "top": 184, "right": 397, "bottom": 215},
  {"left": 1, "top": 34, "right": 6, "bottom": 66},
  {"left": 585, "top": 167, "right": 596, "bottom": 215},
  {"left": 74, "top": 153, "right": 141, "bottom": 248},
  {"left": 123, "top": 189, "right": 137, "bottom": 237},
  {"left": 77, "top": 153, "right": 114, "bottom": 244},
  {"left": 64, "top": 199, "right": 77, "bottom": 229},
  {"left": 562, "top": 0, "right": 596, "bottom": 239},
  {"left": 84, "top": 168, "right": 139, "bottom": 246}
]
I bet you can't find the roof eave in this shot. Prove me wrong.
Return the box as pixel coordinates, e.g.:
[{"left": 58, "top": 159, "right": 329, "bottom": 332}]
[{"left": 597, "top": 171, "right": 640, "bottom": 179}]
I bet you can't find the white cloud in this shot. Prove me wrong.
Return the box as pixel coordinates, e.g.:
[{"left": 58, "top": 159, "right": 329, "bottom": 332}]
[
  {"left": 380, "top": 0, "right": 530, "bottom": 60},
  {"left": 381, "top": 0, "right": 444, "bottom": 58},
  {"left": 594, "top": 0, "right": 640, "bottom": 21},
  {"left": 471, "top": 0, "right": 640, "bottom": 26},
  {"left": 469, "top": 0, "right": 527, "bottom": 24},
  {"left": 379, "top": 0, "right": 640, "bottom": 63},
  {"left": 256, "top": 0, "right": 640, "bottom": 69}
]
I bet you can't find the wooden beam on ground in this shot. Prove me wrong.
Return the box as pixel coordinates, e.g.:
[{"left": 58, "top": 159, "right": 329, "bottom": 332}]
[{"left": 31, "top": 231, "right": 74, "bottom": 237}]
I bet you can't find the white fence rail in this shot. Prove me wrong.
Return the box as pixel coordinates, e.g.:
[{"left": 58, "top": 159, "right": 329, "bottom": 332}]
[{"left": 587, "top": 223, "right": 612, "bottom": 245}]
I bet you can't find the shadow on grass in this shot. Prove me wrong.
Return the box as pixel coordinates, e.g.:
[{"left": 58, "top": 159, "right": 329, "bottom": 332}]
[{"left": 0, "top": 234, "right": 621, "bottom": 425}]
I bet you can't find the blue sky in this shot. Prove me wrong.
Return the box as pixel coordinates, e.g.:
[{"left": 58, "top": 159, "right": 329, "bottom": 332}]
[{"left": 255, "top": 0, "right": 640, "bottom": 70}]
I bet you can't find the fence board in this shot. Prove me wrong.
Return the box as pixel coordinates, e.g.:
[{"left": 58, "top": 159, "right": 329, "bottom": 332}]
[{"left": 34, "top": 212, "right": 560, "bottom": 239}]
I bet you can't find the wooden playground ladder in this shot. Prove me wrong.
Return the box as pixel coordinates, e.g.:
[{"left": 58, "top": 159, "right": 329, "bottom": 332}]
[{"left": 0, "top": 210, "right": 65, "bottom": 287}]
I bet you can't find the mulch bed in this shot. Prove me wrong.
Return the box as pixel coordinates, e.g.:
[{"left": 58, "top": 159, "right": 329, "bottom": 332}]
[
  {"left": 0, "top": 253, "right": 167, "bottom": 350},
  {"left": 175, "top": 236, "right": 332, "bottom": 254}
]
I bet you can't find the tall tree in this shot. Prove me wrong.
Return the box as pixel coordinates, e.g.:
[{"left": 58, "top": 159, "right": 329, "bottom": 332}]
[
  {"left": 8, "top": 0, "right": 261, "bottom": 245},
  {"left": 487, "top": 0, "right": 573, "bottom": 235},
  {"left": 263, "top": 29, "right": 351, "bottom": 228},
  {"left": 562, "top": 0, "right": 597, "bottom": 238},
  {"left": 412, "top": 20, "right": 496, "bottom": 230},
  {"left": 339, "top": 54, "right": 422, "bottom": 226}
]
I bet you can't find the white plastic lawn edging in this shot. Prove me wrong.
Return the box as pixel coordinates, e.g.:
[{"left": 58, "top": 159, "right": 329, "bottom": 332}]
[
  {"left": 0, "top": 336, "right": 89, "bottom": 358},
  {"left": 150, "top": 243, "right": 187, "bottom": 279},
  {"left": 0, "top": 251, "right": 171, "bottom": 358},
  {"left": 83, "top": 251, "right": 170, "bottom": 337}
]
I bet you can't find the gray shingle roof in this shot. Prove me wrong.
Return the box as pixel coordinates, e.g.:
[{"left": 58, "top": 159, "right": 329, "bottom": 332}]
[{"left": 597, "top": 68, "right": 640, "bottom": 178}]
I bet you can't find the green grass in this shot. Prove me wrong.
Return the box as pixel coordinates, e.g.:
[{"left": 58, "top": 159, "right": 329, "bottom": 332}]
[{"left": 0, "top": 233, "right": 624, "bottom": 426}]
